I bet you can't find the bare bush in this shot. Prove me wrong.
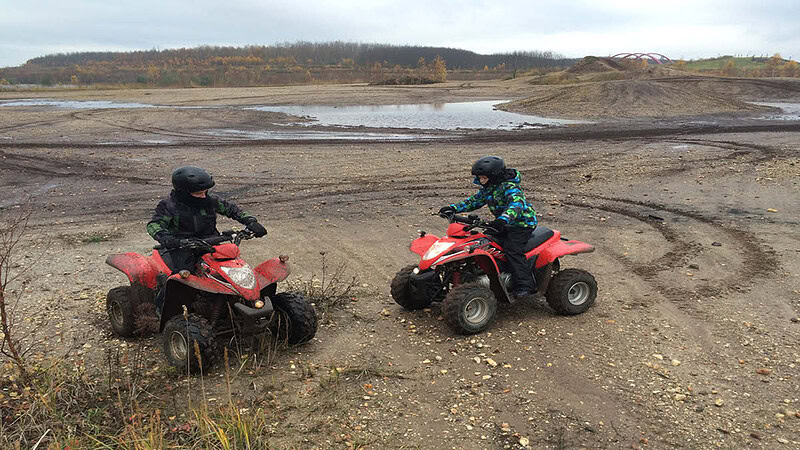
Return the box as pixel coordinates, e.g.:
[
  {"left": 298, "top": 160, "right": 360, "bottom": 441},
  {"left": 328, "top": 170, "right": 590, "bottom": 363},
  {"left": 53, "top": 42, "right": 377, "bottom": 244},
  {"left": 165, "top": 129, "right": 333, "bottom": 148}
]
[{"left": 286, "top": 251, "right": 358, "bottom": 319}]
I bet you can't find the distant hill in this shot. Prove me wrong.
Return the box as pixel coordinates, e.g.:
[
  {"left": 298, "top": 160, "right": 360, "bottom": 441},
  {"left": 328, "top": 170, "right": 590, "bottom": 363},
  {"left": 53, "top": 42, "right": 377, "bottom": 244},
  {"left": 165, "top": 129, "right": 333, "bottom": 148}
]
[{"left": 0, "top": 42, "right": 578, "bottom": 87}]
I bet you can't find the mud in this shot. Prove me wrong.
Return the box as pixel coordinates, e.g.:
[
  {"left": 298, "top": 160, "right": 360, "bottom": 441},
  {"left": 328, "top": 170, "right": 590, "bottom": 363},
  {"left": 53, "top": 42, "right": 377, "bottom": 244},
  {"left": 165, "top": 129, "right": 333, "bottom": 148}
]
[{"left": 1, "top": 77, "right": 799, "bottom": 448}]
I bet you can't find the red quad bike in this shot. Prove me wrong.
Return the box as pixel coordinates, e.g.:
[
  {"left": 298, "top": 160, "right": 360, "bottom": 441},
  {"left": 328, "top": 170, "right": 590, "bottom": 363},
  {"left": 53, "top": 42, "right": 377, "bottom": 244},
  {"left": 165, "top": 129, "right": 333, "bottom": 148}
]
[
  {"left": 105, "top": 230, "right": 317, "bottom": 372},
  {"left": 391, "top": 213, "right": 597, "bottom": 334}
]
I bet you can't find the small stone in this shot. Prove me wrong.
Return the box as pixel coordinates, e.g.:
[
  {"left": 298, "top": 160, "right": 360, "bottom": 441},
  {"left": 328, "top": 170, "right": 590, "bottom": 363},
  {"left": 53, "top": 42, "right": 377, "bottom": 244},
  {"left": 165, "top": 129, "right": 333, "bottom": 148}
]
[
  {"left": 777, "top": 437, "right": 789, "bottom": 444},
  {"left": 466, "top": 424, "right": 473, "bottom": 431},
  {"left": 775, "top": 413, "right": 785, "bottom": 420},
  {"left": 767, "top": 208, "right": 778, "bottom": 213},
  {"left": 482, "top": 375, "right": 492, "bottom": 380},
  {"left": 675, "top": 394, "right": 687, "bottom": 401},
  {"left": 501, "top": 423, "right": 511, "bottom": 432},
  {"left": 473, "top": 357, "right": 481, "bottom": 364},
  {"left": 688, "top": 264, "right": 700, "bottom": 270},
  {"left": 380, "top": 309, "right": 391, "bottom": 317},
  {"left": 749, "top": 432, "right": 762, "bottom": 440},
  {"left": 715, "top": 398, "right": 725, "bottom": 407},
  {"left": 486, "top": 358, "right": 498, "bottom": 367},
  {"left": 519, "top": 437, "right": 529, "bottom": 446},
  {"left": 671, "top": 359, "right": 681, "bottom": 366},
  {"left": 653, "top": 354, "right": 664, "bottom": 360},
  {"left": 756, "top": 368, "right": 772, "bottom": 375},
  {"left": 711, "top": 242, "right": 722, "bottom": 247}
]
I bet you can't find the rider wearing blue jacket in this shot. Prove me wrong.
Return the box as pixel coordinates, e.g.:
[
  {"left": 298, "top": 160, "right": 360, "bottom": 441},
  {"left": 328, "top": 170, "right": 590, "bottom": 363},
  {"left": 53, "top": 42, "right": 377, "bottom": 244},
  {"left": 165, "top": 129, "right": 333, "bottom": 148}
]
[{"left": 440, "top": 156, "right": 538, "bottom": 298}]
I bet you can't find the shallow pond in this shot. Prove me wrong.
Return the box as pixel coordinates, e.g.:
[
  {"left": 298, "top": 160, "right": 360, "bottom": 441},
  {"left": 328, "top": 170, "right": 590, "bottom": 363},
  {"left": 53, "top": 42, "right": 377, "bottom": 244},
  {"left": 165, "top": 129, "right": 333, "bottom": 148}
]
[
  {"left": 245, "top": 100, "right": 586, "bottom": 130},
  {"left": 0, "top": 99, "right": 157, "bottom": 109},
  {"left": 752, "top": 102, "right": 800, "bottom": 120}
]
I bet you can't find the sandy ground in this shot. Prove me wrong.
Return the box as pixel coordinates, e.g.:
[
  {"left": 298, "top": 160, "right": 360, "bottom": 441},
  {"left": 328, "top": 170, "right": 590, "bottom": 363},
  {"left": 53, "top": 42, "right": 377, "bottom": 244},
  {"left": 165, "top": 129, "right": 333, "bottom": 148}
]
[{"left": 1, "top": 77, "right": 800, "bottom": 448}]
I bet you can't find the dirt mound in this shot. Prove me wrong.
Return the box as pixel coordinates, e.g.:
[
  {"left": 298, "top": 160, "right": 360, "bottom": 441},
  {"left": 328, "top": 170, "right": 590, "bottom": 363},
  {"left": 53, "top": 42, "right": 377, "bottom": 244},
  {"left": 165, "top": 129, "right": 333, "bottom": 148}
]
[
  {"left": 566, "top": 56, "right": 626, "bottom": 74},
  {"left": 501, "top": 78, "right": 773, "bottom": 119}
]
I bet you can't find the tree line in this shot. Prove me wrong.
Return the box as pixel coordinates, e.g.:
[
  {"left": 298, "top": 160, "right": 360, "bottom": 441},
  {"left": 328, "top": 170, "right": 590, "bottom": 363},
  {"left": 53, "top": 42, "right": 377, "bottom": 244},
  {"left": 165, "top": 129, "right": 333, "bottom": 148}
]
[{"left": 0, "top": 42, "right": 576, "bottom": 87}]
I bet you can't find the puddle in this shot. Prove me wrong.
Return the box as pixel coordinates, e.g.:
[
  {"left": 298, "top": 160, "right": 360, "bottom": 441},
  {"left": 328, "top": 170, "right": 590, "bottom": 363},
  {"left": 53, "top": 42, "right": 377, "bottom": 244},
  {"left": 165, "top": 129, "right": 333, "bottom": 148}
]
[
  {"left": 752, "top": 102, "right": 800, "bottom": 120},
  {"left": 0, "top": 98, "right": 158, "bottom": 109},
  {"left": 207, "top": 128, "right": 442, "bottom": 141},
  {"left": 245, "top": 100, "right": 587, "bottom": 130}
]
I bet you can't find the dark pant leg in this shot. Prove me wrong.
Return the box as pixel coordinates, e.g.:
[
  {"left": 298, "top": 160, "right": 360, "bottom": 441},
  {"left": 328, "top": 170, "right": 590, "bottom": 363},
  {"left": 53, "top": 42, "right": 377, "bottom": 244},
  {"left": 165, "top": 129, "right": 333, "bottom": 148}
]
[
  {"left": 502, "top": 227, "right": 536, "bottom": 293},
  {"left": 155, "top": 249, "right": 197, "bottom": 314}
]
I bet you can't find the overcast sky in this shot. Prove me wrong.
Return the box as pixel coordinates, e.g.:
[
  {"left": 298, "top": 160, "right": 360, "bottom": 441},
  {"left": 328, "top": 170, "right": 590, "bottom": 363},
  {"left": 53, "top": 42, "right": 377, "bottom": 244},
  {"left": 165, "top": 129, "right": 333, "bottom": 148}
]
[{"left": 1, "top": 0, "right": 798, "bottom": 67}]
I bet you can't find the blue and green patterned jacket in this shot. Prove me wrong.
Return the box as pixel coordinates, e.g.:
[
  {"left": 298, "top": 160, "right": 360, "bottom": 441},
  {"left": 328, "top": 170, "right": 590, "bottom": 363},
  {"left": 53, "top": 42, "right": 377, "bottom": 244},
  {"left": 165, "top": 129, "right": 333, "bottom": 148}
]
[{"left": 450, "top": 169, "right": 537, "bottom": 228}]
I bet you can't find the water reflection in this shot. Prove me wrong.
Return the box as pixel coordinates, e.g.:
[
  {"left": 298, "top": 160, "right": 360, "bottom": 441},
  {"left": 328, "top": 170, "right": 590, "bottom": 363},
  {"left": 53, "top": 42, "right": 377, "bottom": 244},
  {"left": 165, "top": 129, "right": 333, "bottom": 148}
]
[{"left": 245, "top": 100, "right": 586, "bottom": 130}]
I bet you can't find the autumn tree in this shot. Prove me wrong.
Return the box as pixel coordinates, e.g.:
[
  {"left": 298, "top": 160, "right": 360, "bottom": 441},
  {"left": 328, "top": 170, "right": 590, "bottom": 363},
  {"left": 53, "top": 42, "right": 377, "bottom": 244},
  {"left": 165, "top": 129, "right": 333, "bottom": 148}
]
[
  {"left": 766, "top": 53, "right": 783, "bottom": 77},
  {"left": 720, "top": 59, "right": 737, "bottom": 76},
  {"left": 781, "top": 60, "right": 800, "bottom": 78},
  {"left": 431, "top": 55, "right": 447, "bottom": 82}
]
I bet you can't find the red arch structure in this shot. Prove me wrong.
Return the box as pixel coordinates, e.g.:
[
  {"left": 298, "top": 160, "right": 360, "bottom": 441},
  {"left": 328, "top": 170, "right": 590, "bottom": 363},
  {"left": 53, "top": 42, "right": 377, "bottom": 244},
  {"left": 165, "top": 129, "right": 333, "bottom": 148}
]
[{"left": 611, "top": 52, "right": 674, "bottom": 64}]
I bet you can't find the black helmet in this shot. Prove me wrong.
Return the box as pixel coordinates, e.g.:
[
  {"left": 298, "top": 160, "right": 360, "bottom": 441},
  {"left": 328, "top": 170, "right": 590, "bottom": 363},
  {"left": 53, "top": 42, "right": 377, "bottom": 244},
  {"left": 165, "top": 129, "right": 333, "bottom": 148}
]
[
  {"left": 471, "top": 156, "right": 506, "bottom": 179},
  {"left": 171, "top": 166, "right": 215, "bottom": 193}
]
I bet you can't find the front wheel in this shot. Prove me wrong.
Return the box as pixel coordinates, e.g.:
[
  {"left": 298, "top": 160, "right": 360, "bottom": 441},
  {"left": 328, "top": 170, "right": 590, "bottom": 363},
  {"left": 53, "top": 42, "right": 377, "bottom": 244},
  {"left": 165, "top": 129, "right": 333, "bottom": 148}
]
[
  {"left": 271, "top": 293, "right": 317, "bottom": 344},
  {"left": 390, "top": 265, "right": 436, "bottom": 311},
  {"left": 442, "top": 282, "right": 497, "bottom": 335},
  {"left": 107, "top": 286, "right": 136, "bottom": 337},
  {"left": 546, "top": 268, "right": 597, "bottom": 315},
  {"left": 162, "top": 313, "right": 218, "bottom": 373}
]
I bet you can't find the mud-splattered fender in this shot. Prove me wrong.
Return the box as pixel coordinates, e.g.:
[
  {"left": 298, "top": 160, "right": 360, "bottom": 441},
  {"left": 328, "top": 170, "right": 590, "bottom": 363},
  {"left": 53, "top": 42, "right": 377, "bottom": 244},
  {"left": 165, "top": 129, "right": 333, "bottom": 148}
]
[
  {"left": 106, "top": 253, "right": 163, "bottom": 289},
  {"left": 254, "top": 258, "right": 291, "bottom": 285}
]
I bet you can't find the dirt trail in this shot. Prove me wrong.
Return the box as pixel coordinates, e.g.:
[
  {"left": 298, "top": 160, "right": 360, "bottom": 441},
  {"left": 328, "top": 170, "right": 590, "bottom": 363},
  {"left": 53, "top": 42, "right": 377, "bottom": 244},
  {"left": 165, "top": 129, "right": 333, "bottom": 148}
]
[{"left": 1, "top": 79, "right": 799, "bottom": 448}]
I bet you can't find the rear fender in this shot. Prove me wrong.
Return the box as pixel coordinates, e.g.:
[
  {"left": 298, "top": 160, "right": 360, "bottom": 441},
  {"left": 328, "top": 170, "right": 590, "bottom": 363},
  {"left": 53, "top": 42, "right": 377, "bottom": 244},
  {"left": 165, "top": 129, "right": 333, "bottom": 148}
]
[
  {"left": 106, "top": 253, "right": 163, "bottom": 289},
  {"left": 410, "top": 235, "right": 439, "bottom": 256},
  {"left": 529, "top": 240, "right": 594, "bottom": 269},
  {"left": 254, "top": 258, "right": 291, "bottom": 285}
]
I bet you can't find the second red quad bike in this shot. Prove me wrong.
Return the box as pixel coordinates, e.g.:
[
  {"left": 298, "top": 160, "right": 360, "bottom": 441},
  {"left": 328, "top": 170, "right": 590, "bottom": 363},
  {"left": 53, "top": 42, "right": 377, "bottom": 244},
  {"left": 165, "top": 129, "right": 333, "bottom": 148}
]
[
  {"left": 391, "top": 213, "right": 597, "bottom": 334},
  {"left": 105, "top": 230, "right": 317, "bottom": 372}
]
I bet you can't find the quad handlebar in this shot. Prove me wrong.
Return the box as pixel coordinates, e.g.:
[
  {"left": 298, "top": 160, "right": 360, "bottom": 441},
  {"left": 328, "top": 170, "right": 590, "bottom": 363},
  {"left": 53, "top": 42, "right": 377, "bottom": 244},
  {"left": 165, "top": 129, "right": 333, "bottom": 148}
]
[
  {"left": 436, "top": 211, "right": 502, "bottom": 234},
  {"left": 154, "top": 229, "right": 257, "bottom": 251}
]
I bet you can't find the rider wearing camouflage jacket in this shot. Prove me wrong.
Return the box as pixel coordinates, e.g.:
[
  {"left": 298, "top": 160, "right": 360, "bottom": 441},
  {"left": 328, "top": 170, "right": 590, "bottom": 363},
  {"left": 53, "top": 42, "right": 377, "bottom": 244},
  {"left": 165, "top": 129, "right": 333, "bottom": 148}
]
[
  {"left": 441, "top": 156, "right": 538, "bottom": 298},
  {"left": 448, "top": 169, "right": 537, "bottom": 229}
]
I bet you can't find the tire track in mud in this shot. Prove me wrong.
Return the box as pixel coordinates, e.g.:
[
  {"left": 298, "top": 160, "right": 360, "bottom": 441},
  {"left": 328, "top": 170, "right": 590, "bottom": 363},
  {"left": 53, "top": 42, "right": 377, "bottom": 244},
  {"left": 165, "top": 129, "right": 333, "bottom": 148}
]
[
  {"left": 562, "top": 194, "right": 779, "bottom": 307},
  {"left": 69, "top": 110, "right": 230, "bottom": 142},
  {"left": 0, "top": 150, "right": 154, "bottom": 183}
]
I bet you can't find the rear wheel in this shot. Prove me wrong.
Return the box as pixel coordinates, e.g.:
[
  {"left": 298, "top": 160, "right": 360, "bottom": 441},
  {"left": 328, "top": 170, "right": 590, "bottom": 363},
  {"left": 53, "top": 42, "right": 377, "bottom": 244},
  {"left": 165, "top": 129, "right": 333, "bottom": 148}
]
[
  {"left": 442, "top": 282, "right": 497, "bottom": 335},
  {"left": 546, "top": 268, "right": 597, "bottom": 315},
  {"left": 107, "top": 286, "right": 136, "bottom": 337},
  {"left": 271, "top": 293, "right": 317, "bottom": 344},
  {"left": 162, "top": 313, "right": 218, "bottom": 373}
]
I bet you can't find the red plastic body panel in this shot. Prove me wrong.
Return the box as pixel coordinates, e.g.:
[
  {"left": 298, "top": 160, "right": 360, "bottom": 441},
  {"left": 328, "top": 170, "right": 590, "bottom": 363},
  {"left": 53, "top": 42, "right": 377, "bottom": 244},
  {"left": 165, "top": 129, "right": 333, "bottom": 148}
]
[
  {"left": 211, "top": 243, "right": 240, "bottom": 259},
  {"left": 446, "top": 223, "right": 470, "bottom": 237},
  {"left": 410, "top": 235, "right": 439, "bottom": 256},
  {"left": 527, "top": 236, "right": 595, "bottom": 268},
  {"left": 106, "top": 252, "right": 165, "bottom": 289},
  {"left": 254, "top": 258, "right": 291, "bottom": 286}
]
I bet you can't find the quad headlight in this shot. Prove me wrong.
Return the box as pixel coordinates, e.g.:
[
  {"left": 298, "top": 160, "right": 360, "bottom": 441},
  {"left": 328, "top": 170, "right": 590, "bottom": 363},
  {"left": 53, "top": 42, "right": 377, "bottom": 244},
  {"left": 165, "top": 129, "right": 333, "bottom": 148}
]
[
  {"left": 423, "top": 241, "right": 455, "bottom": 260},
  {"left": 220, "top": 264, "right": 257, "bottom": 290}
]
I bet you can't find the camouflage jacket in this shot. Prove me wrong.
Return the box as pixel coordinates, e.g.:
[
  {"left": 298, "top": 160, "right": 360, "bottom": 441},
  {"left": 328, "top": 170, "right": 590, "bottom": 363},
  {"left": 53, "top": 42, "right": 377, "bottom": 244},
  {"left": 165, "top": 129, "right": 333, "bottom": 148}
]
[
  {"left": 450, "top": 169, "right": 537, "bottom": 228},
  {"left": 146, "top": 190, "right": 255, "bottom": 241}
]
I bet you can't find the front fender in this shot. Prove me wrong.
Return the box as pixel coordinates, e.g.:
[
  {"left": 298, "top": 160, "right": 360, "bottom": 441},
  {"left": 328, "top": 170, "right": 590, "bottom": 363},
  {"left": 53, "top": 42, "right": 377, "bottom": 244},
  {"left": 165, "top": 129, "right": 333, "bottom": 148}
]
[
  {"left": 106, "top": 253, "right": 163, "bottom": 289},
  {"left": 254, "top": 258, "right": 291, "bottom": 285},
  {"left": 410, "top": 235, "right": 439, "bottom": 256}
]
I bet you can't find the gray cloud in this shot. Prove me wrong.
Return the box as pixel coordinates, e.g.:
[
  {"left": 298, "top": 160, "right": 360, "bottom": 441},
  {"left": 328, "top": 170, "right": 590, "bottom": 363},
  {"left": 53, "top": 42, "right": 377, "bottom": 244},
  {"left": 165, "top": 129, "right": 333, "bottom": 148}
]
[{"left": 1, "top": 0, "right": 798, "bottom": 67}]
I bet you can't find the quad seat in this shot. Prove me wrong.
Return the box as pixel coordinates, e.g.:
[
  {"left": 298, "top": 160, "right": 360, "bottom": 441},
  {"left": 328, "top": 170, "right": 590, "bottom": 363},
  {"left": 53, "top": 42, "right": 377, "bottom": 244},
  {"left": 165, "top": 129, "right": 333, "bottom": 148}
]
[{"left": 525, "top": 226, "right": 554, "bottom": 251}]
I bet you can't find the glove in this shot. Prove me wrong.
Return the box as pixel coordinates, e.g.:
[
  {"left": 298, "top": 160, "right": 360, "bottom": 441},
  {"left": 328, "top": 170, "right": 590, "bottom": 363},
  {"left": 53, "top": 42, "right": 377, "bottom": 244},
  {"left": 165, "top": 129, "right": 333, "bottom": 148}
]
[
  {"left": 245, "top": 220, "right": 267, "bottom": 237},
  {"left": 155, "top": 233, "right": 180, "bottom": 249},
  {"left": 487, "top": 218, "right": 507, "bottom": 233},
  {"left": 438, "top": 206, "right": 456, "bottom": 216}
]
